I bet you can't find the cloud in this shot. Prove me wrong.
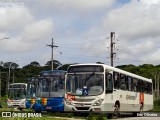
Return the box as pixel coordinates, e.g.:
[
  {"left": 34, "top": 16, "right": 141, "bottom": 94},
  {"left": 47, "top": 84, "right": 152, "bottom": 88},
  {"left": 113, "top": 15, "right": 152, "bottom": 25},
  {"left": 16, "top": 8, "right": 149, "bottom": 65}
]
[
  {"left": 140, "top": 0, "right": 160, "bottom": 6},
  {"left": 102, "top": 0, "right": 160, "bottom": 41},
  {"left": 74, "top": 0, "right": 160, "bottom": 65},
  {"left": 0, "top": 6, "right": 33, "bottom": 32},
  {"left": 1, "top": 0, "right": 160, "bottom": 67},
  {"left": 1, "top": 37, "right": 29, "bottom": 52},
  {"left": 36, "top": 0, "right": 115, "bottom": 13},
  {"left": 0, "top": 5, "right": 54, "bottom": 53},
  {"left": 22, "top": 19, "right": 54, "bottom": 42},
  {"left": 2, "top": 19, "right": 54, "bottom": 52},
  {"left": 141, "top": 48, "right": 160, "bottom": 62}
]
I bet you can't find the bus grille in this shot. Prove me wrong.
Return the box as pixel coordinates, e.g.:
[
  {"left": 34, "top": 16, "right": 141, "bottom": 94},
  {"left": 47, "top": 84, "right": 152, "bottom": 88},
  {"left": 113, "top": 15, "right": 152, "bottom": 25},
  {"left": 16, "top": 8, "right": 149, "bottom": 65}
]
[{"left": 76, "top": 107, "right": 90, "bottom": 110}]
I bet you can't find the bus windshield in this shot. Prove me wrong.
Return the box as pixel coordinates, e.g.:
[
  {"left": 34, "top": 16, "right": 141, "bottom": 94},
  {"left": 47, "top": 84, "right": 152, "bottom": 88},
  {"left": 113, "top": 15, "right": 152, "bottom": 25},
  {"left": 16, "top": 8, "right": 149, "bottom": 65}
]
[
  {"left": 66, "top": 73, "right": 104, "bottom": 96},
  {"left": 8, "top": 88, "right": 26, "bottom": 100},
  {"left": 36, "top": 76, "right": 65, "bottom": 98},
  {"left": 26, "top": 82, "right": 36, "bottom": 98}
]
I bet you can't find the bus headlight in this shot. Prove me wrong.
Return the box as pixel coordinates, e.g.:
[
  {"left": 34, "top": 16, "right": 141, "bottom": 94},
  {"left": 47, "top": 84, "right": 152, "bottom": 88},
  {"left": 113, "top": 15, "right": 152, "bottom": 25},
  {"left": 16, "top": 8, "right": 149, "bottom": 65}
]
[
  {"left": 21, "top": 101, "right": 25, "bottom": 105},
  {"left": 93, "top": 99, "right": 104, "bottom": 106}
]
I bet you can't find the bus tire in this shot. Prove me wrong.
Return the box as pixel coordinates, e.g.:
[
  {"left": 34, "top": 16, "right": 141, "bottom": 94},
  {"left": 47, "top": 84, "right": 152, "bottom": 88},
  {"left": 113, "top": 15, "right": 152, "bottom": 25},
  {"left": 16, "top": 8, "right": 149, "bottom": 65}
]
[
  {"left": 35, "top": 110, "right": 41, "bottom": 113},
  {"left": 133, "top": 112, "right": 138, "bottom": 116},
  {"left": 19, "top": 108, "right": 23, "bottom": 111},
  {"left": 113, "top": 104, "right": 120, "bottom": 118}
]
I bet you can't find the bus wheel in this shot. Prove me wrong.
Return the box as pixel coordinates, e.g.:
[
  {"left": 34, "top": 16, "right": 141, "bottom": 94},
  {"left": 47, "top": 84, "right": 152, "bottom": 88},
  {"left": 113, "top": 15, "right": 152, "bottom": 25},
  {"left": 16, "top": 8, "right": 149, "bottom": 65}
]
[
  {"left": 19, "top": 108, "right": 23, "bottom": 111},
  {"left": 113, "top": 104, "right": 120, "bottom": 118},
  {"left": 133, "top": 112, "right": 138, "bottom": 116}
]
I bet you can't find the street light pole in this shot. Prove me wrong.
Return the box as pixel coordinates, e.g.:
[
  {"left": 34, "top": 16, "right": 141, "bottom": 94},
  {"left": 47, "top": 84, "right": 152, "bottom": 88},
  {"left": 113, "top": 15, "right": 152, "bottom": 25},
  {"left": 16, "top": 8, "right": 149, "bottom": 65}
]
[
  {"left": 8, "top": 59, "right": 20, "bottom": 87},
  {"left": 8, "top": 62, "right": 14, "bottom": 89}
]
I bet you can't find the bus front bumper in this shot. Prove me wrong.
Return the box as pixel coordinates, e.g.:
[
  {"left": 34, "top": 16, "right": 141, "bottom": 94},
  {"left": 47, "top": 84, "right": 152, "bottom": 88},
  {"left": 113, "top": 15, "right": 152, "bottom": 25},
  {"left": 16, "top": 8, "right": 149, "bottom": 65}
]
[{"left": 34, "top": 103, "right": 64, "bottom": 112}]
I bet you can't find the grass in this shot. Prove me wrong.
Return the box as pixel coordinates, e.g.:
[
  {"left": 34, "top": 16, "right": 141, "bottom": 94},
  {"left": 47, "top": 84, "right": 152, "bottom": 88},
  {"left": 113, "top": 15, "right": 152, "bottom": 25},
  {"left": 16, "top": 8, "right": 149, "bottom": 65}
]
[
  {"left": 0, "top": 96, "right": 8, "bottom": 108},
  {"left": 0, "top": 109, "right": 108, "bottom": 120},
  {"left": 0, "top": 118, "right": 67, "bottom": 120},
  {"left": 1, "top": 97, "right": 160, "bottom": 120}
]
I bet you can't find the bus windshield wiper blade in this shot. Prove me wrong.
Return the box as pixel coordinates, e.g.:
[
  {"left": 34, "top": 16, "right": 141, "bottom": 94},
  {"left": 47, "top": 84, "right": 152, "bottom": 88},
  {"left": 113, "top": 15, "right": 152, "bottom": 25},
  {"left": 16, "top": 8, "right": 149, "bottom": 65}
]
[{"left": 86, "top": 72, "right": 95, "bottom": 81}]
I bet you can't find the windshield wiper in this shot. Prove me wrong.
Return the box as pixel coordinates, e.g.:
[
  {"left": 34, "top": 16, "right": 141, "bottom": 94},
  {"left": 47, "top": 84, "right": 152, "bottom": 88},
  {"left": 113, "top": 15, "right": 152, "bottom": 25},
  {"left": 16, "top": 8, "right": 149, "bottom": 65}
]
[
  {"left": 85, "top": 72, "right": 95, "bottom": 85},
  {"left": 86, "top": 72, "right": 95, "bottom": 81}
]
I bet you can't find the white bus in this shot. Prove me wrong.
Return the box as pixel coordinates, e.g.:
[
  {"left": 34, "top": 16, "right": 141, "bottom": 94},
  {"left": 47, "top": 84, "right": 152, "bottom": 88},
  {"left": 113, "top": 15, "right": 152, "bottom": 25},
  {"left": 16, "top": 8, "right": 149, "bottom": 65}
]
[
  {"left": 64, "top": 63, "right": 153, "bottom": 117},
  {"left": 7, "top": 83, "right": 27, "bottom": 109}
]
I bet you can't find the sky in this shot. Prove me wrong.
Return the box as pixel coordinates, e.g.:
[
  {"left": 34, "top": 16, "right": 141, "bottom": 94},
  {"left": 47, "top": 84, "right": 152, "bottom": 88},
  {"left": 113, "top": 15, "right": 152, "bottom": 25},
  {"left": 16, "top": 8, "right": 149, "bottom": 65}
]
[{"left": 0, "top": 0, "right": 160, "bottom": 68}]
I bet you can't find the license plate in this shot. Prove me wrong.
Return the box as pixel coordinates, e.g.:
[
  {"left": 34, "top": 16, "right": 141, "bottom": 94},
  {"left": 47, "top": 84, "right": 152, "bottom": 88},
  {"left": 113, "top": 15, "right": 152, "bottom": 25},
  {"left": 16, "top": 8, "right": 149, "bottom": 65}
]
[{"left": 46, "top": 106, "right": 52, "bottom": 109}]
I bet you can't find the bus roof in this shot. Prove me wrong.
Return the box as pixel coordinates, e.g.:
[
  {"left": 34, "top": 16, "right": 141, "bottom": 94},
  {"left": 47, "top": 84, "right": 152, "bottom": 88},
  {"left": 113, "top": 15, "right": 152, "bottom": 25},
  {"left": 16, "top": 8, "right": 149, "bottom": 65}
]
[{"left": 68, "top": 63, "right": 152, "bottom": 83}]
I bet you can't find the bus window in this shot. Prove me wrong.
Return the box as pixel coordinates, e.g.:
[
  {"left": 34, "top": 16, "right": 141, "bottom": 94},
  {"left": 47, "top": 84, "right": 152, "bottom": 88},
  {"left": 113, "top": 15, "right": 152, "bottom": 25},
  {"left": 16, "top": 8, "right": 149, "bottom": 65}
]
[
  {"left": 133, "top": 78, "right": 138, "bottom": 92},
  {"left": 113, "top": 72, "right": 119, "bottom": 89},
  {"left": 148, "top": 83, "right": 152, "bottom": 94},
  {"left": 139, "top": 80, "right": 144, "bottom": 92},
  {"left": 120, "top": 74, "right": 127, "bottom": 90},
  {"left": 127, "top": 76, "right": 133, "bottom": 91},
  {"left": 144, "top": 82, "right": 148, "bottom": 94},
  {"left": 105, "top": 73, "right": 113, "bottom": 93},
  {"left": 137, "top": 79, "right": 140, "bottom": 92}
]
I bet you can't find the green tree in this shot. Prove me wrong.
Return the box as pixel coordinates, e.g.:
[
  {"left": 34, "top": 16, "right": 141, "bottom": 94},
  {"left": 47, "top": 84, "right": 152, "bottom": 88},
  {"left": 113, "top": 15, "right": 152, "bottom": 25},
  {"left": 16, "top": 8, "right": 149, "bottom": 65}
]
[
  {"left": 45, "top": 60, "right": 62, "bottom": 69},
  {"left": 3, "top": 62, "right": 19, "bottom": 69},
  {"left": 30, "top": 61, "right": 40, "bottom": 67}
]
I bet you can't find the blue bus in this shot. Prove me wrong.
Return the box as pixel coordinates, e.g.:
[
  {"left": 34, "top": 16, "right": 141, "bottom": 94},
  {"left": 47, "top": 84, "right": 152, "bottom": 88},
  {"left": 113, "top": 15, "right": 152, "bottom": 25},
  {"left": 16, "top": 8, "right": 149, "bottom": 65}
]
[
  {"left": 26, "top": 77, "right": 37, "bottom": 109},
  {"left": 34, "top": 70, "right": 66, "bottom": 112}
]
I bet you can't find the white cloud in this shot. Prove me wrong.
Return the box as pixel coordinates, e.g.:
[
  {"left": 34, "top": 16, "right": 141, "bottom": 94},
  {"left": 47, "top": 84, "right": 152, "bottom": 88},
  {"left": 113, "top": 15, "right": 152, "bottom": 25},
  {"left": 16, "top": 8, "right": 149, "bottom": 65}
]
[
  {"left": 140, "top": 48, "right": 160, "bottom": 64},
  {"left": 0, "top": 6, "right": 33, "bottom": 31},
  {"left": 22, "top": 19, "right": 54, "bottom": 42},
  {"left": 0, "top": 5, "right": 54, "bottom": 53},
  {"left": 36, "top": 0, "right": 115, "bottom": 12},
  {"left": 1, "top": 37, "right": 30, "bottom": 52},
  {"left": 1, "top": 0, "right": 160, "bottom": 67},
  {"left": 140, "top": 0, "right": 160, "bottom": 6},
  {"left": 102, "top": 0, "right": 160, "bottom": 41}
]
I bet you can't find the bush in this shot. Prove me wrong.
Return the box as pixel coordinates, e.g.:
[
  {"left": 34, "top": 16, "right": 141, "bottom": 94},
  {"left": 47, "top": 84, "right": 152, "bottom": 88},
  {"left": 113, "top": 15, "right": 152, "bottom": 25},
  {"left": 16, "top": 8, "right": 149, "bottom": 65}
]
[
  {"left": 154, "top": 99, "right": 160, "bottom": 111},
  {"left": 0, "top": 95, "right": 8, "bottom": 108}
]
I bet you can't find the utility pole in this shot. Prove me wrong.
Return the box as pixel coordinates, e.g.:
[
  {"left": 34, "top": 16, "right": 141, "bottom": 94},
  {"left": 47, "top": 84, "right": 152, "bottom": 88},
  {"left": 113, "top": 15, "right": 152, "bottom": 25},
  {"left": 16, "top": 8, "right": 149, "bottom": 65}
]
[
  {"left": 47, "top": 38, "right": 58, "bottom": 70},
  {"left": 155, "top": 73, "right": 157, "bottom": 98},
  {"left": 110, "top": 32, "right": 116, "bottom": 67},
  {"left": 157, "top": 72, "right": 160, "bottom": 98}
]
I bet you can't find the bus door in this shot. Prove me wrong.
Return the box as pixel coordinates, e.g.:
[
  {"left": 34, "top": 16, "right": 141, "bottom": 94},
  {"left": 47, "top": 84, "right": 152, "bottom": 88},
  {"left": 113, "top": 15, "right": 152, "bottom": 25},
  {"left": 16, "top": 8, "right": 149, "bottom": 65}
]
[
  {"left": 113, "top": 72, "right": 128, "bottom": 111},
  {"left": 112, "top": 72, "right": 120, "bottom": 106},
  {"left": 105, "top": 72, "right": 114, "bottom": 110}
]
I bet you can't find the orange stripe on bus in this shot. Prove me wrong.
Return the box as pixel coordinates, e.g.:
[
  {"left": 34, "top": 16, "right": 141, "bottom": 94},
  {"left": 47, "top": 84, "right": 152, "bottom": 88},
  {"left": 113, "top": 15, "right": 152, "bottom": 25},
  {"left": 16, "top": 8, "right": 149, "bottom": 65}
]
[{"left": 139, "top": 92, "right": 144, "bottom": 104}]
